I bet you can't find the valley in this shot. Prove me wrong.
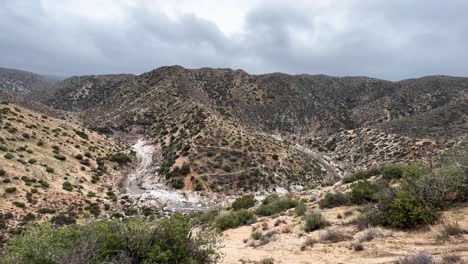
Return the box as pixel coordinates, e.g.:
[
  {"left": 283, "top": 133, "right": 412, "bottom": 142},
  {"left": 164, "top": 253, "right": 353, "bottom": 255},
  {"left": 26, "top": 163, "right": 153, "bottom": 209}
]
[{"left": 0, "top": 66, "right": 466, "bottom": 264}]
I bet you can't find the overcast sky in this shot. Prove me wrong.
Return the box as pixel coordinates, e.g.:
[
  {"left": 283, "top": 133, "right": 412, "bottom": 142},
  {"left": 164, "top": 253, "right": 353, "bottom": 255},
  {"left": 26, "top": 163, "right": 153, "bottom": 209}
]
[{"left": 1, "top": 0, "right": 467, "bottom": 80}]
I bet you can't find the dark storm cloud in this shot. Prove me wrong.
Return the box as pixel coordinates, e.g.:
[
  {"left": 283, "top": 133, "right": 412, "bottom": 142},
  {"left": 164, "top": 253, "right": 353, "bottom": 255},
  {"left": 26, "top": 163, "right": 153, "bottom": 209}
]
[{"left": 1, "top": 0, "right": 467, "bottom": 80}]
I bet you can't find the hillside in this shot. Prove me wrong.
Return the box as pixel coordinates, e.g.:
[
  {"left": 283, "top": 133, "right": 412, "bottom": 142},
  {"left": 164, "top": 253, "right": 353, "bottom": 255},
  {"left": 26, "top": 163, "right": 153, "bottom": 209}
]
[
  {"left": 45, "top": 74, "right": 135, "bottom": 111},
  {"left": 0, "top": 100, "right": 132, "bottom": 240},
  {"left": 32, "top": 66, "right": 464, "bottom": 193},
  {"left": 48, "top": 67, "right": 467, "bottom": 138},
  {"left": 0, "top": 67, "right": 57, "bottom": 101}
]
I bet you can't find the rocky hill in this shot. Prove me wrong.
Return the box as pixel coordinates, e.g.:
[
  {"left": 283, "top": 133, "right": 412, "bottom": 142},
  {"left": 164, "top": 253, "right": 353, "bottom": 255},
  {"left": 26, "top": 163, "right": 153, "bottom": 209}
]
[
  {"left": 0, "top": 99, "right": 132, "bottom": 238},
  {"left": 45, "top": 74, "right": 134, "bottom": 111},
  {"left": 0, "top": 67, "right": 57, "bottom": 101},
  {"left": 46, "top": 66, "right": 466, "bottom": 138},
  {"left": 27, "top": 66, "right": 464, "bottom": 193}
]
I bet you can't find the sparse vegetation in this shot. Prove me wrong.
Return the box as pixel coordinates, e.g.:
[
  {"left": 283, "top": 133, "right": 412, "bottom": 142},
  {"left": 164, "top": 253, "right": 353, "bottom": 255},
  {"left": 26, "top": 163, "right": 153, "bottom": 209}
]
[
  {"left": 318, "top": 192, "right": 351, "bottom": 209},
  {"left": 304, "top": 212, "right": 328, "bottom": 232},
  {"left": 215, "top": 209, "right": 256, "bottom": 231},
  {"left": 255, "top": 194, "right": 298, "bottom": 216},
  {"left": 232, "top": 195, "right": 256, "bottom": 210},
  {"left": 107, "top": 152, "right": 131, "bottom": 164}
]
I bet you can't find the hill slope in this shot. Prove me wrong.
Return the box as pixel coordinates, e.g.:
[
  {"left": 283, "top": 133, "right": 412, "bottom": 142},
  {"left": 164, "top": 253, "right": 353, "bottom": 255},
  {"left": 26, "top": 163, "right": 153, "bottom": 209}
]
[
  {"left": 37, "top": 66, "right": 467, "bottom": 192},
  {"left": 0, "top": 67, "right": 57, "bottom": 101},
  {"left": 0, "top": 99, "right": 132, "bottom": 238}
]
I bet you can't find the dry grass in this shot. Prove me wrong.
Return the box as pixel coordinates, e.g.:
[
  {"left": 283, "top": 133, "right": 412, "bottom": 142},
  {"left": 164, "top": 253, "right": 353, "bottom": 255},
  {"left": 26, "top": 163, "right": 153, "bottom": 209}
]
[
  {"left": 397, "top": 251, "right": 434, "bottom": 264},
  {"left": 319, "top": 228, "right": 351, "bottom": 243}
]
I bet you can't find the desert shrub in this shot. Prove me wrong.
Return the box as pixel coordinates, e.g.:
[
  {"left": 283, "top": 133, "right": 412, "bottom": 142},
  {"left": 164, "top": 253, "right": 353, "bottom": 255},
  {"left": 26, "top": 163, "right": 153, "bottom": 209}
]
[
  {"left": 39, "top": 180, "right": 49, "bottom": 188},
  {"left": 80, "top": 159, "right": 91, "bottom": 166},
  {"left": 357, "top": 227, "right": 387, "bottom": 242},
  {"left": 402, "top": 163, "right": 430, "bottom": 181},
  {"left": 180, "top": 163, "right": 191, "bottom": 175},
  {"left": 1, "top": 215, "right": 220, "bottom": 264},
  {"left": 342, "top": 167, "right": 381, "bottom": 183},
  {"left": 384, "top": 191, "right": 436, "bottom": 228},
  {"left": 381, "top": 164, "right": 406, "bottom": 180},
  {"left": 38, "top": 207, "right": 56, "bottom": 214},
  {"left": 27, "top": 158, "right": 37, "bottom": 164},
  {"left": 259, "top": 257, "right": 275, "bottom": 264},
  {"left": 232, "top": 195, "right": 256, "bottom": 210},
  {"left": 3, "top": 178, "right": 11, "bottom": 183},
  {"left": 75, "top": 154, "right": 83, "bottom": 160},
  {"left": 251, "top": 231, "right": 262, "bottom": 240},
  {"left": 13, "top": 202, "right": 26, "bottom": 208},
  {"left": 435, "top": 220, "right": 465, "bottom": 242},
  {"left": 62, "top": 181, "right": 73, "bottom": 192},
  {"left": 54, "top": 154, "right": 67, "bottom": 161},
  {"left": 0, "top": 168, "right": 5, "bottom": 176},
  {"left": 37, "top": 140, "right": 44, "bottom": 146},
  {"left": 51, "top": 214, "right": 76, "bottom": 226},
  {"left": 45, "top": 166, "right": 54, "bottom": 173},
  {"left": 295, "top": 200, "right": 307, "bottom": 216},
  {"left": 5, "top": 187, "right": 16, "bottom": 193},
  {"left": 215, "top": 209, "right": 256, "bottom": 231},
  {"left": 75, "top": 130, "right": 89, "bottom": 140},
  {"left": 304, "top": 212, "right": 328, "bottom": 232},
  {"left": 397, "top": 251, "right": 434, "bottom": 264},
  {"left": 440, "top": 254, "right": 463, "bottom": 264},
  {"left": 319, "top": 229, "right": 350, "bottom": 243},
  {"left": 170, "top": 178, "right": 184, "bottom": 189},
  {"left": 318, "top": 192, "right": 351, "bottom": 208},
  {"left": 300, "top": 237, "right": 317, "bottom": 251},
  {"left": 401, "top": 169, "right": 466, "bottom": 210},
  {"left": 255, "top": 194, "right": 298, "bottom": 216},
  {"left": 349, "top": 180, "right": 380, "bottom": 204},
  {"left": 107, "top": 152, "right": 131, "bottom": 165},
  {"left": 4, "top": 153, "right": 13, "bottom": 159}
]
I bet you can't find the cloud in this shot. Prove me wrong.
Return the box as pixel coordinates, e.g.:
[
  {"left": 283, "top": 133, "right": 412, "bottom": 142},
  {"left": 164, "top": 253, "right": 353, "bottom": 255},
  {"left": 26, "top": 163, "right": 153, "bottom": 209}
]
[{"left": 0, "top": 0, "right": 467, "bottom": 80}]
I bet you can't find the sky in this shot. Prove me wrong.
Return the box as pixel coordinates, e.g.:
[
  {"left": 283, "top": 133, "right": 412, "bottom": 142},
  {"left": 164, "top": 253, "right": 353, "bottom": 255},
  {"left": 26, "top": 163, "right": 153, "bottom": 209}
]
[{"left": 1, "top": 0, "right": 467, "bottom": 80}]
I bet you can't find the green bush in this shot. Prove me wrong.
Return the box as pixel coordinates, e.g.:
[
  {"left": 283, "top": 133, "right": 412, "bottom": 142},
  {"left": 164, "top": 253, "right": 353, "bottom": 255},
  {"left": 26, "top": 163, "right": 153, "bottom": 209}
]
[
  {"left": 62, "top": 181, "right": 73, "bottom": 192},
  {"left": 232, "top": 195, "right": 256, "bottom": 210},
  {"left": 51, "top": 214, "right": 76, "bottom": 226},
  {"left": 255, "top": 194, "right": 298, "bottom": 216},
  {"left": 5, "top": 187, "right": 16, "bottom": 193},
  {"left": 318, "top": 192, "right": 351, "bottom": 209},
  {"left": 13, "top": 201, "right": 26, "bottom": 208},
  {"left": 304, "top": 212, "right": 328, "bottom": 232},
  {"left": 343, "top": 167, "right": 381, "bottom": 183},
  {"left": 381, "top": 164, "right": 406, "bottom": 180},
  {"left": 178, "top": 163, "right": 190, "bottom": 176},
  {"left": 1, "top": 215, "right": 220, "bottom": 264},
  {"left": 401, "top": 169, "right": 466, "bottom": 210},
  {"left": 107, "top": 152, "right": 131, "bottom": 165},
  {"left": 402, "top": 163, "right": 429, "bottom": 180},
  {"left": 349, "top": 180, "right": 380, "bottom": 204},
  {"left": 384, "top": 191, "right": 436, "bottom": 228},
  {"left": 38, "top": 207, "right": 56, "bottom": 214},
  {"left": 75, "top": 130, "right": 89, "bottom": 140},
  {"left": 53, "top": 154, "right": 67, "bottom": 161},
  {"left": 295, "top": 200, "right": 307, "bottom": 216},
  {"left": 215, "top": 209, "right": 256, "bottom": 231}
]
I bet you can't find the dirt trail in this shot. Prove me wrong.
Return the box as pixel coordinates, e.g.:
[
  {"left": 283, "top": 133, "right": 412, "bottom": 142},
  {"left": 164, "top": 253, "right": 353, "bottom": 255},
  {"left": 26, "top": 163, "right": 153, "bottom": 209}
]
[{"left": 125, "top": 138, "right": 222, "bottom": 213}]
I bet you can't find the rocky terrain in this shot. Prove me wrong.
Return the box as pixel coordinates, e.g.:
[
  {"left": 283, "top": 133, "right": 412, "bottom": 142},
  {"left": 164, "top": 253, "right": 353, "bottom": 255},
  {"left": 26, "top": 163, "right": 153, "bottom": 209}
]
[
  {"left": 0, "top": 98, "right": 132, "bottom": 240},
  {"left": 0, "top": 66, "right": 466, "bottom": 263},
  {"left": 0, "top": 67, "right": 57, "bottom": 102}
]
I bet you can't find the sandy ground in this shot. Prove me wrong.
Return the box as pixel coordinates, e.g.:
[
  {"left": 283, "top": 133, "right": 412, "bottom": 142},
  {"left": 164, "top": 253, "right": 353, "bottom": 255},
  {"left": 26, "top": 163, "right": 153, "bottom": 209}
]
[{"left": 220, "top": 206, "right": 468, "bottom": 264}]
